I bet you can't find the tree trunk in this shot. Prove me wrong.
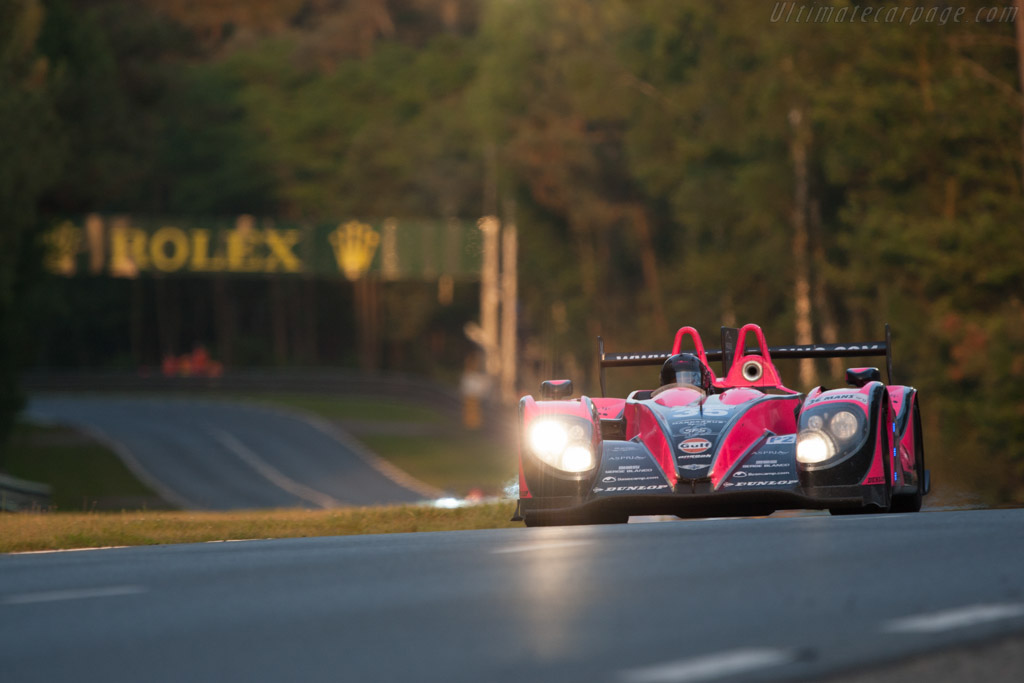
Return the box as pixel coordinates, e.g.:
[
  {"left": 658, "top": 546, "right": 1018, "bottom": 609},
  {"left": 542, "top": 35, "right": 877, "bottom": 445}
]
[
  {"left": 1016, "top": 0, "right": 1024, "bottom": 189},
  {"left": 631, "top": 206, "right": 669, "bottom": 338},
  {"left": 810, "top": 200, "right": 842, "bottom": 377},
  {"left": 500, "top": 204, "right": 518, "bottom": 404},
  {"left": 478, "top": 216, "right": 501, "bottom": 378},
  {"left": 788, "top": 106, "right": 816, "bottom": 388}
]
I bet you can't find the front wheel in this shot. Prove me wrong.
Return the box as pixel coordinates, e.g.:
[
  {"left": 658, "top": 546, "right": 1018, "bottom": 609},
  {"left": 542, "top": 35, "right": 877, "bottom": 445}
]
[{"left": 890, "top": 403, "right": 924, "bottom": 513}]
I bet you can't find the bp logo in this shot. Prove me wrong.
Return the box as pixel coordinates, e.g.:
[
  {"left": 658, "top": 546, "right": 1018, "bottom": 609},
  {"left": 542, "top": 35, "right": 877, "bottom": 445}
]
[{"left": 678, "top": 438, "right": 711, "bottom": 454}]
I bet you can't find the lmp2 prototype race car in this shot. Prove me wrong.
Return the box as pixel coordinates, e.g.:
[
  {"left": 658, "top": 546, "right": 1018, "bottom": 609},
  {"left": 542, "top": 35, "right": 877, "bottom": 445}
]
[{"left": 513, "top": 323, "right": 930, "bottom": 526}]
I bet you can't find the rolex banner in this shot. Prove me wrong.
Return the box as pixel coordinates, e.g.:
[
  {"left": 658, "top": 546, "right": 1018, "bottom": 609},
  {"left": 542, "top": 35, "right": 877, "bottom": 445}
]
[{"left": 43, "top": 215, "right": 483, "bottom": 281}]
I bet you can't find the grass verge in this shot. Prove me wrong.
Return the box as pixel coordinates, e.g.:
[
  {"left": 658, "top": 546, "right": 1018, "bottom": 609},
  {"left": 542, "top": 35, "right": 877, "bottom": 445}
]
[
  {"left": 2, "top": 423, "right": 169, "bottom": 511},
  {"left": 0, "top": 502, "right": 521, "bottom": 553},
  {"left": 359, "top": 433, "right": 515, "bottom": 496}
]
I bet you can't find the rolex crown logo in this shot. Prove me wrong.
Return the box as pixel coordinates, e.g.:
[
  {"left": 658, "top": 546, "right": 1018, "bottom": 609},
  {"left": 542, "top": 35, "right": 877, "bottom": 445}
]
[{"left": 329, "top": 221, "right": 380, "bottom": 280}]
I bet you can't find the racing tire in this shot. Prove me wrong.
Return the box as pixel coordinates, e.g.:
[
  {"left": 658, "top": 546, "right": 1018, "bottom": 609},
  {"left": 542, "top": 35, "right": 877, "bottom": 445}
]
[{"left": 890, "top": 403, "right": 924, "bottom": 513}]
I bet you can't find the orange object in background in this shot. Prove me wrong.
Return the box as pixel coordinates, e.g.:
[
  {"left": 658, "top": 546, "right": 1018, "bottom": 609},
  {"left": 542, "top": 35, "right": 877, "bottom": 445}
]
[
  {"left": 462, "top": 397, "right": 482, "bottom": 430},
  {"left": 161, "top": 346, "right": 224, "bottom": 378}
]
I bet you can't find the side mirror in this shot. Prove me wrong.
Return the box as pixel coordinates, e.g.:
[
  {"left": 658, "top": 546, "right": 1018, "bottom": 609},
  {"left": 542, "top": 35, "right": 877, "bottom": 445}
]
[
  {"left": 846, "top": 367, "right": 881, "bottom": 387},
  {"left": 540, "top": 379, "right": 574, "bottom": 399}
]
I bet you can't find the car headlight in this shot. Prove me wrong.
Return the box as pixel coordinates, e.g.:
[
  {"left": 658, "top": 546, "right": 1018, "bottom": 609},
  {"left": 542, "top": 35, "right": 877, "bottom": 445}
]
[
  {"left": 561, "top": 445, "right": 595, "bottom": 472},
  {"left": 797, "top": 405, "right": 867, "bottom": 467},
  {"left": 526, "top": 419, "right": 594, "bottom": 472},
  {"left": 528, "top": 420, "right": 568, "bottom": 457},
  {"left": 796, "top": 431, "right": 834, "bottom": 464},
  {"left": 829, "top": 410, "right": 859, "bottom": 442}
]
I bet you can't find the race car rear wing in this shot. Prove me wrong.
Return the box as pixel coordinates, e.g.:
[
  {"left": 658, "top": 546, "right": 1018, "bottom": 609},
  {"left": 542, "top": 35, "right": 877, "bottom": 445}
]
[{"left": 597, "top": 324, "right": 893, "bottom": 396}]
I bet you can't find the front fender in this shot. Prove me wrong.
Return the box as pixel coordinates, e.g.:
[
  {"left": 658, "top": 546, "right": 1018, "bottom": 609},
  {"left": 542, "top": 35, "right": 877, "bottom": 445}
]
[
  {"left": 519, "top": 395, "right": 601, "bottom": 499},
  {"left": 796, "top": 383, "right": 889, "bottom": 487}
]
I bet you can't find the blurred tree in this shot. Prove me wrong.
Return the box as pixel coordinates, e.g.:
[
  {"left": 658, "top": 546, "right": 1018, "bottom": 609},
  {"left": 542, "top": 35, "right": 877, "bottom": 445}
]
[
  {"left": 0, "top": 0, "right": 65, "bottom": 465},
  {"left": 8, "top": 0, "right": 1023, "bottom": 498}
]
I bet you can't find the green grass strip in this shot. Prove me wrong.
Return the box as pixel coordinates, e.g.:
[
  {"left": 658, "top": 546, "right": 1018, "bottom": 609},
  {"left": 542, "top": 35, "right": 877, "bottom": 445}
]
[
  {"left": 3, "top": 424, "right": 165, "bottom": 511},
  {"left": 0, "top": 502, "right": 521, "bottom": 553}
]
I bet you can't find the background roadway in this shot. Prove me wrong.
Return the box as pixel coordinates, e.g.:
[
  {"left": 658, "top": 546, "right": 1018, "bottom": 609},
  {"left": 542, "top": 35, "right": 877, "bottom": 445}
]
[
  {"left": 25, "top": 395, "right": 435, "bottom": 509},
  {"left": 3, "top": 508, "right": 1024, "bottom": 682}
]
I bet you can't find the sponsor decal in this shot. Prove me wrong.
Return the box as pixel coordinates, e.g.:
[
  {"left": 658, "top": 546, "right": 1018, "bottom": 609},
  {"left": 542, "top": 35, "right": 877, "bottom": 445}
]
[
  {"left": 678, "top": 438, "right": 712, "bottom": 454},
  {"left": 609, "top": 353, "right": 670, "bottom": 362},
  {"left": 735, "top": 470, "right": 792, "bottom": 478},
  {"left": 676, "top": 419, "right": 710, "bottom": 426},
  {"left": 766, "top": 435, "right": 796, "bottom": 444},
  {"left": 754, "top": 449, "right": 792, "bottom": 458},
  {"left": 727, "top": 480, "right": 798, "bottom": 487},
  {"left": 806, "top": 392, "right": 869, "bottom": 406},
  {"left": 677, "top": 453, "right": 712, "bottom": 461},
  {"left": 676, "top": 426, "right": 713, "bottom": 437},
  {"left": 679, "top": 464, "right": 706, "bottom": 471},
  {"left": 602, "top": 476, "right": 616, "bottom": 483},
  {"left": 594, "top": 485, "right": 670, "bottom": 492},
  {"left": 865, "top": 476, "right": 884, "bottom": 485},
  {"left": 772, "top": 344, "right": 883, "bottom": 354},
  {"left": 605, "top": 465, "right": 653, "bottom": 474}
]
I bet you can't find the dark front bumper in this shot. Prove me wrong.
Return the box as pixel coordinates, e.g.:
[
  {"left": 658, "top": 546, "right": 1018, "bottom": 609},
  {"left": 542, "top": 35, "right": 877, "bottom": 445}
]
[{"left": 514, "top": 486, "right": 869, "bottom": 523}]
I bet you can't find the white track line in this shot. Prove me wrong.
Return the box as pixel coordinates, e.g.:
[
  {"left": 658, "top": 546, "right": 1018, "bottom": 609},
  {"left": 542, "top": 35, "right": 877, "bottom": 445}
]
[
  {"left": 3, "top": 585, "right": 147, "bottom": 605},
  {"left": 884, "top": 603, "right": 1024, "bottom": 634},
  {"left": 69, "top": 424, "right": 199, "bottom": 510},
  {"left": 211, "top": 429, "right": 341, "bottom": 509},
  {"left": 619, "top": 648, "right": 795, "bottom": 683},
  {"left": 11, "top": 546, "right": 130, "bottom": 555},
  {"left": 492, "top": 540, "right": 593, "bottom": 554}
]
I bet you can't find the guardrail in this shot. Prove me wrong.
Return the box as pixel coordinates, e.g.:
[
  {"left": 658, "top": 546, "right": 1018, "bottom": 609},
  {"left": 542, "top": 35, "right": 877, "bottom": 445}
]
[{"left": 0, "top": 473, "right": 52, "bottom": 512}]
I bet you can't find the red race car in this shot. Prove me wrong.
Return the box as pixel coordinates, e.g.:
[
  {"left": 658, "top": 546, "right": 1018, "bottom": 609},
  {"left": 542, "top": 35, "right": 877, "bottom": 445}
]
[{"left": 513, "top": 323, "right": 929, "bottom": 526}]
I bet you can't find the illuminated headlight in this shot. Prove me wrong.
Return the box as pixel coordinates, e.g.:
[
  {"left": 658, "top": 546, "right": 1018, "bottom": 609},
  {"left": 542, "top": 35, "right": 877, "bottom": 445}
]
[
  {"left": 829, "top": 410, "right": 859, "bottom": 442},
  {"left": 526, "top": 420, "right": 594, "bottom": 472},
  {"left": 560, "top": 445, "right": 595, "bottom": 472},
  {"left": 797, "top": 431, "right": 834, "bottom": 464},
  {"left": 528, "top": 420, "right": 569, "bottom": 458}
]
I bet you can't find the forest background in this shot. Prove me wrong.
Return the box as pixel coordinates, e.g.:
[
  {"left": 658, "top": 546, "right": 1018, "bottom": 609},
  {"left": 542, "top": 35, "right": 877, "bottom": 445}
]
[{"left": 2, "top": 0, "right": 1023, "bottom": 502}]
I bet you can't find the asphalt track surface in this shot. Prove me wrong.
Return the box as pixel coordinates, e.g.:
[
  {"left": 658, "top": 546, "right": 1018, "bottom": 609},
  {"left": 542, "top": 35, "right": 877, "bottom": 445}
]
[
  {"left": 3, "top": 508, "right": 1024, "bottom": 682},
  {"left": 25, "top": 394, "right": 432, "bottom": 509}
]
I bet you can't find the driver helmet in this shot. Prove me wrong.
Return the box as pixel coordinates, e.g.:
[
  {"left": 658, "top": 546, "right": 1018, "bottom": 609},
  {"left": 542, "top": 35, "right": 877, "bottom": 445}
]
[{"left": 660, "top": 353, "right": 712, "bottom": 392}]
